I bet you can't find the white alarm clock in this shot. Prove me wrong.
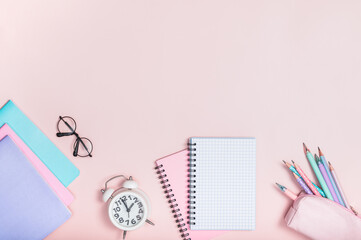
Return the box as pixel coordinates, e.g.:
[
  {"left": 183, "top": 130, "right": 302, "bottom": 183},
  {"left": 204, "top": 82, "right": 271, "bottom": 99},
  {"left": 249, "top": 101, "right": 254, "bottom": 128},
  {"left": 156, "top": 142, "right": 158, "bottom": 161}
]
[{"left": 101, "top": 175, "right": 154, "bottom": 239}]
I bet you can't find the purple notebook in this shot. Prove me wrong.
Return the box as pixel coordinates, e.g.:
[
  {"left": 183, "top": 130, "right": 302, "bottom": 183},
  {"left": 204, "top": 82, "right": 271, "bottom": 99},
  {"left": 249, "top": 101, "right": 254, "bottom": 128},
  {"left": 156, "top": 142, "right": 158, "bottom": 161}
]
[{"left": 0, "top": 136, "right": 71, "bottom": 239}]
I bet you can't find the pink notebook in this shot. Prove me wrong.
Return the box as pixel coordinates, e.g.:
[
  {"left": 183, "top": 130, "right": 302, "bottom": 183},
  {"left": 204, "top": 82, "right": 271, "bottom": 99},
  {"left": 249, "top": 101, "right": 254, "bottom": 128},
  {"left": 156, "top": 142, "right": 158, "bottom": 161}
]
[
  {"left": 155, "top": 149, "right": 224, "bottom": 240},
  {"left": 0, "top": 124, "right": 74, "bottom": 206}
]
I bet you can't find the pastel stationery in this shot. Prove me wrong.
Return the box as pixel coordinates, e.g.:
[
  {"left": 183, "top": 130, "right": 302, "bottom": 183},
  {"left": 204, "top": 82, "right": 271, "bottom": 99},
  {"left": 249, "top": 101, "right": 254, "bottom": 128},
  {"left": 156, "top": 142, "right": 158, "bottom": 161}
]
[
  {"left": 283, "top": 160, "right": 325, "bottom": 197},
  {"left": 318, "top": 147, "right": 345, "bottom": 207},
  {"left": 188, "top": 137, "right": 256, "bottom": 230},
  {"left": 0, "top": 136, "right": 71, "bottom": 240},
  {"left": 303, "top": 143, "right": 333, "bottom": 200},
  {"left": 292, "top": 161, "right": 321, "bottom": 196},
  {"left": 0, "top": 100, "right": 79, "bottom": 186},
  {"left": 329, "top": 162, "right": 350, "bottom": 209},
  {"left": 315, "top": 155, "right": 340, "bottom": 204},
  {"left": 155, "top": 150, "right": 224, "bottom": 240},
  {"left": 285, "top": 194, "right": 361, "bottom": 240},
  {"left": 0, "top": 124, "right": 74, "bottom": 206},
  {"left": 276, "top": 183, "right": 298, "bottom": 200},
  {"left": 292, "top": 173, "right": 313, "bottom": 195}
]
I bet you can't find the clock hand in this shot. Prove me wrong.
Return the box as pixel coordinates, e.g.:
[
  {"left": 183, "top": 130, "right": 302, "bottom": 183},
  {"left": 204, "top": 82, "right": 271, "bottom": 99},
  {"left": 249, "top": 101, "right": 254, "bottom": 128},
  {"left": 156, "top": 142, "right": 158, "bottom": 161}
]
[
  {"left": 128, "top": 203, "right": 135, "bottom": 212},
  {"left": 121, "top": 199, "right": 129, "bottom": 212}
]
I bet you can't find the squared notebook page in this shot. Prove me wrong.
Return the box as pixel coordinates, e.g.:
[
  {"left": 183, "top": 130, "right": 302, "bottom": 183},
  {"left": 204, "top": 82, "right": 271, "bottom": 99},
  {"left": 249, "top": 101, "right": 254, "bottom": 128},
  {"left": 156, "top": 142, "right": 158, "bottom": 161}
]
[
  {"left": 189, "top": 137, "right": 256, "bottom": 230},
  {"left": 155, "top": 150, "right": 225, "bottom": 240}
]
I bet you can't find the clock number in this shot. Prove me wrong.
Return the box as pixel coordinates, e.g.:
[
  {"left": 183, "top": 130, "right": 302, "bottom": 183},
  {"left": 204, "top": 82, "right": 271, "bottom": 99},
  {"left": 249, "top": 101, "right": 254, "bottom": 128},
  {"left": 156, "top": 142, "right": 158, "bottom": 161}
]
[
  {"left": 139, "top": 209, "right": 143, "bottom": 214},
  {"left": 114, "top": 213, "right": 119, "bottom": 219},
  {"left": 128, "top": 195, "right": 132, "bottom": 200},
  {"left": 137, "top": 202, "right": 143, "bottom": 208},
  {"left": 121, "top": 196, "right": 127, "bottom": 201},
  {"left": 113, "top": 207, "right": 120, "bottom": 212},
  {"left": 131, "top": 219, "right": 136, "bottom": 225},
  {"left": 136, "top": 215, "right": 141, "bottom": 220},
  {"left": 134, "top": 197, "right": 139, "bottom": 203},
  {"left": 119, "top": 217, "right": 124, "bottom": 223},
  {"left": 115, "top": 200, "right": 122, "bottom": 206},
  {"left": 125, "top": 220, "right": 129, "bottom": 225}
]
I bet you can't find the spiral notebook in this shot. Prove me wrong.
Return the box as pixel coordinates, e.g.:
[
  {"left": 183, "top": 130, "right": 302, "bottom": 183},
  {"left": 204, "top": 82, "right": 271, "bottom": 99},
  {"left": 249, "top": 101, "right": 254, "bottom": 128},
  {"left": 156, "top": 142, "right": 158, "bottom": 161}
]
[
  {"left": 188, "top": 137, "right": 256, "bottom": 230},
  {"left": 155, "top": 150, "right": 224, "bottom": 240}
]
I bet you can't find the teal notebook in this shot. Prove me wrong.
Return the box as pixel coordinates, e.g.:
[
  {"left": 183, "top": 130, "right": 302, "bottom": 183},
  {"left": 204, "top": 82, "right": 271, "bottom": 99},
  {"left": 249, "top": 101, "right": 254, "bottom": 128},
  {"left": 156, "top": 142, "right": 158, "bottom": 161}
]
[{"left": 0, "top": 100, "right": 79, "bottom": 186}]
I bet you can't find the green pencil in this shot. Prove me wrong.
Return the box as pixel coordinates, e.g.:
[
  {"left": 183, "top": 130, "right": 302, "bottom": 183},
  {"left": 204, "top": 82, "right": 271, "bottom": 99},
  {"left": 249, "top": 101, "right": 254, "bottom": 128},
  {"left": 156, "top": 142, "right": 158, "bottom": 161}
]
[{"left": 303, "top": 143, "right": 334, "bottom": 200}]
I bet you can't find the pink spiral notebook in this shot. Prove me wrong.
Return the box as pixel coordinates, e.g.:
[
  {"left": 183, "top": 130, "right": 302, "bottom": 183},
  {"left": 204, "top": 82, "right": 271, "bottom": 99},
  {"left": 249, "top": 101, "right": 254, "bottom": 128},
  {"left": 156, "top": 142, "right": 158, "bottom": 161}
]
[{"left": 155, "top": 149, "right": 224, "bottom": 240}]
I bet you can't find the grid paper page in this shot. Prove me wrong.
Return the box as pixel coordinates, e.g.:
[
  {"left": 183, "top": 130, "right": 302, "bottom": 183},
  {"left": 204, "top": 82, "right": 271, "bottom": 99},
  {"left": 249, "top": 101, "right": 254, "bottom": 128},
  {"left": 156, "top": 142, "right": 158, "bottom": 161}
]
[{"left": 189, "top": 137, "right": 256, "bottom": 230}]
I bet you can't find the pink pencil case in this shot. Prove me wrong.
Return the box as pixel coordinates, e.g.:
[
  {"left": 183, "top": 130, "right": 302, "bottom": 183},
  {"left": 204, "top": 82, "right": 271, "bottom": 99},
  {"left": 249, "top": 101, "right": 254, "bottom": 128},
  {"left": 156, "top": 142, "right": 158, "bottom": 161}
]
[{"left": 285, "top": 194, "right": 361, "bottom": 240}]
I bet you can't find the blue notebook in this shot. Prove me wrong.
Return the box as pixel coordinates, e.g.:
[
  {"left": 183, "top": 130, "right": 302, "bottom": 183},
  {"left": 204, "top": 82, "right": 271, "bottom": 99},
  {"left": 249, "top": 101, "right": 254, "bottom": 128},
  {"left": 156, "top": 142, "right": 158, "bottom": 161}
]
[
  {"left": 0, "top": 100, "right": 79, "bottom": 186},
  {"left": 0, "top": 136, "right": 71, "bottom": 240}
]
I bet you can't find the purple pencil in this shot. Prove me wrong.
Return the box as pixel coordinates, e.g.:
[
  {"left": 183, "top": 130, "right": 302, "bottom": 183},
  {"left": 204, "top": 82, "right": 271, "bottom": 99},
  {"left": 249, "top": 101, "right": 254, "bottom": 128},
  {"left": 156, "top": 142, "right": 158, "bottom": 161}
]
[
  {"left": 315, "top": 154, "right": 340, "bottom": 204},
  {"left": 292, "top": 172, "right": 313, "bottom": 195}
]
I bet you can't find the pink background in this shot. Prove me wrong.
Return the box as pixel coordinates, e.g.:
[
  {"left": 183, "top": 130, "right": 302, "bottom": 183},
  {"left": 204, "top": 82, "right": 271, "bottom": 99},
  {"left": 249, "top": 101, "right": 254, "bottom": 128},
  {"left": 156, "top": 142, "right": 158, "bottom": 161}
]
[{"left": 1, "top": 1, "right": 361, "bottom": 239}]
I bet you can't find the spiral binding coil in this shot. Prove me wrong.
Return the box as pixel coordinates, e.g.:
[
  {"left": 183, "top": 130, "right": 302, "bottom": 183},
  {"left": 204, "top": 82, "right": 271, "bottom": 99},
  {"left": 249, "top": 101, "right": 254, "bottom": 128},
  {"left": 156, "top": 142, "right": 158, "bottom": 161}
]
[
  {"left": 187, "top": 142, "right": 196, "bottom": 227},
  {"left": 155, "top": 163, "right": 190, "bottom": 240}
]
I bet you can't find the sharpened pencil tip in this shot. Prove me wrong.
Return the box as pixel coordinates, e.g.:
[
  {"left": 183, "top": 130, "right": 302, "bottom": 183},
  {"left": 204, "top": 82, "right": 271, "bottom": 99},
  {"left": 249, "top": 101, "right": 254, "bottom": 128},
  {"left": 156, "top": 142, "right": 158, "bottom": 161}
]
[
  {"left": 318, "top": 147, "right": 324, "bottom": 156},
  {"left": 351, "top": 206, "right": 358, "bottom": 216},
  {"left": 282, "top": 160, "right": 286, "bottom": 164},
  {"left": 291, "top": 160, "right": 295, "bottom": 164},
  {"left": 303, "top": 142, "right": 309, "bottom": 153},
  {"left": 314, "top": 154, "right": 321, "bottom": 163},
  {"left": 328, "top": 161, "right": 334, "bottom": 170},
  {"left": 276, "top": 183, "right": 285, "bottom": 191}
]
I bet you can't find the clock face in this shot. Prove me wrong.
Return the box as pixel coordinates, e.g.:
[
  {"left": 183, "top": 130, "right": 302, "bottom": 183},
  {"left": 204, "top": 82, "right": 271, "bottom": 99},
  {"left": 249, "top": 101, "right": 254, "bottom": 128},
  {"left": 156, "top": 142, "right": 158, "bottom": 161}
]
[{"left": 108, "top": 191, "right": 148, "bottom": 231}]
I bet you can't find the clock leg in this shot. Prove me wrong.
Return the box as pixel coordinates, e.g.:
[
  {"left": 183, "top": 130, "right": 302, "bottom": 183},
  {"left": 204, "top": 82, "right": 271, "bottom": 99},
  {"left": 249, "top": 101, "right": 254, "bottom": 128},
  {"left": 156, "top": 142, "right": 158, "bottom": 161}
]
[
  {"left": 123, "top": 230, "right": 127, "bottom": 240},
  {"left": 145, "top": 219, "right": 155, "bottom": 226}
]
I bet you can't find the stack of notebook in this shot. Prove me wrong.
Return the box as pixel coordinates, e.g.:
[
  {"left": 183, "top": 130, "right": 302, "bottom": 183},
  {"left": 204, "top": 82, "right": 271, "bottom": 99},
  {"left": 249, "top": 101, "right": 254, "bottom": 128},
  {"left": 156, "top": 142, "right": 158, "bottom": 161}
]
[
  {"left": 155, "top": 137, "right": 256, "bottom": 240},
  {"left": 0, "top": 100, "right": 79, "bottom": 239}
]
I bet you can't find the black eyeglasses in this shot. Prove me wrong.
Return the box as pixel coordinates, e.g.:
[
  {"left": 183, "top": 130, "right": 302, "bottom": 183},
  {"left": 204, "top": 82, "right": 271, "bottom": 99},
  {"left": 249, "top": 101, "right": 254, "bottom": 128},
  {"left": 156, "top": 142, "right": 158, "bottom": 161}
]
[{"left": 56, "top": 116, "right": 93, "bottom": 157}]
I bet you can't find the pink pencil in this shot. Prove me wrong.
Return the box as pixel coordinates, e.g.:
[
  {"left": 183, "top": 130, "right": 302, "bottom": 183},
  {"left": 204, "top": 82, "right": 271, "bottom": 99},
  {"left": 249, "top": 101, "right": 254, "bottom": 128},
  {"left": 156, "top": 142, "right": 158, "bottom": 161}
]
[
  {"left": 292, "top": 160, "right": 321, "bottom": 197},
  {"left": 276, "top": 183, "right": 298, "bottom": 200}
]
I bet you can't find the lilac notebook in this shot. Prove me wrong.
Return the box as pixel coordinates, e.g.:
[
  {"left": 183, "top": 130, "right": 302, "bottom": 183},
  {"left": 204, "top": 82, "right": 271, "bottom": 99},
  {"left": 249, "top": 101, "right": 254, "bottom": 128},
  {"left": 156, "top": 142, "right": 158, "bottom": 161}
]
[{"left": 0, "top": 136, "right": 71, "bottom": 240}]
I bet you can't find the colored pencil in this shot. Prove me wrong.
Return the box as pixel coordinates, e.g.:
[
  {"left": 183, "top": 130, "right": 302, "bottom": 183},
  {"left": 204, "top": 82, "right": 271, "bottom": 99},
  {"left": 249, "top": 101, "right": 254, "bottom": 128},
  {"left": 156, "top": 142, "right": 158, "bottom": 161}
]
[
  {"left": 292, "top": 160, "right": 321, "bottom": 196},
  {"left": 318, "top": 147, "right": 345, "bottom": 207},
  {"left": 276, "top": 183, "right": 298, "bottom": 200},
  {"left": 292, "top": 172, "right": 313, "bottom": 194},
  {"left": 315, "top": 154, "right": 340, "bottom": 204},
  {"left": 329, "top": 161, "right": 350, "bottom": 209},
  {"left": 303, "top": 143, "right": 333, "bottom": 200},
  {"left": 283, "top": 160, "right": 325, "bottom": 197}
]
